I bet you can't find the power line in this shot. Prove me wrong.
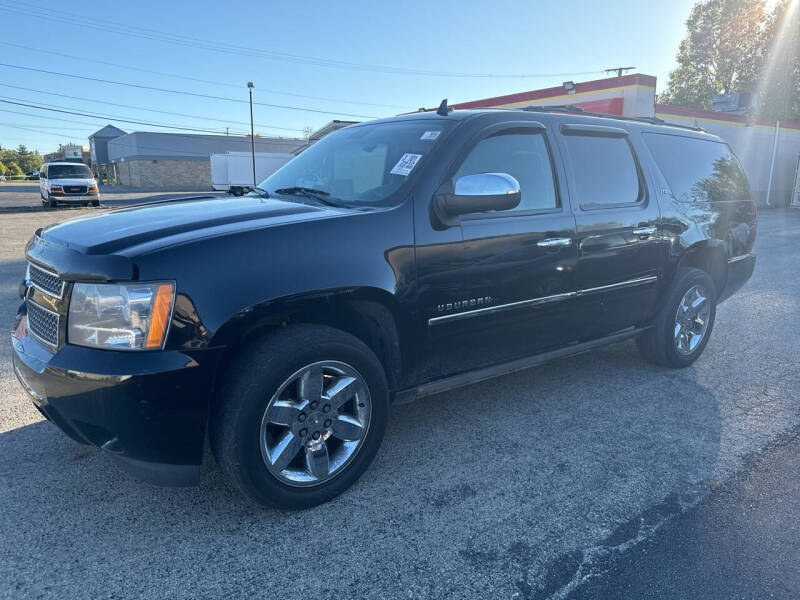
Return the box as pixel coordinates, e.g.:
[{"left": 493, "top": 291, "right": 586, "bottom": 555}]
[
  {"left": 0, "top": 97, "right": 248, "bottom": 134},
  {"left": 0, "top": 62, "right": 379, "bottom": 119},
  {"left": 0, "top": 107, "right": 308, "bottom": 152},
  {"left": 0, "top": 122, "right": 93, "bottom": 131},
  {"left": 0, "top": 41, "right": 412, "bottom": 110},
  {"left": 0, "top": 107, "right": 135, "bottom": 129},
  {"left": 0, "top": 1, "right": 605, "bottom": 80},
  {"left": 0, "top": 122, "right": 240, "bottom": 157},
  {"left": 0, "top": 82, "right": 305, "bottom": 132},
  {"left": 0, "top": 122, "right": 305, "bottom": 159},
  {"left": 0, "top": 122, "right": 89, "bottom": 140}
]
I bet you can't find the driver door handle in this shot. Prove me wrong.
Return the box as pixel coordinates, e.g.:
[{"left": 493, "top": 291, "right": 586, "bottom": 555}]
[
  {"left": 632, "top": 226, "right": 657, "bottom": 238},
  {"left": 537, "top": 237, "right": 573, "bottom": 248}
]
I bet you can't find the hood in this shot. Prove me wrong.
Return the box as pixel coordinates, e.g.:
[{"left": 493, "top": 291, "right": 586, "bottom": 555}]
[{"left": 40, "top": 196, "right": 340, "bottom": 256}]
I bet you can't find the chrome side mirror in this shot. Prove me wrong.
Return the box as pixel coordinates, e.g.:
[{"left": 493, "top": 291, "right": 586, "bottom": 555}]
[{"left": 434, "top": 173, "right": 521, "bottom": 227}]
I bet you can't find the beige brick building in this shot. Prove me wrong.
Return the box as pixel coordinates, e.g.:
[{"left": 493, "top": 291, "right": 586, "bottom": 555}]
[
  {"left": 115, "top": 159, "right": 211, "bottom": 188},
  {"left": 107, "top": 132, "right": 307, "bottom": 189}
]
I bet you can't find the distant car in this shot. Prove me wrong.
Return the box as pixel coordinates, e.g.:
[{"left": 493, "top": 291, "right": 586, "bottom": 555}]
[
  {"left": 0, "top": 175, "right": 6, "bottom": 182},
  {"left": 25, "top": 171, "right": 40, "bottom": 181},
  {"left": 38, "top": 162, "right": 99, "bottom": 208}
]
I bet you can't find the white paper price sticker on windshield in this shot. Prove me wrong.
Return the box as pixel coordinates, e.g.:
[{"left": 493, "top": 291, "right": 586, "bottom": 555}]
[
  {"left": 390, "top": 153, "right": 423, "bottom": 176},
  {"left": 420, "top": 131, "right": 440, "bottom": 140}
]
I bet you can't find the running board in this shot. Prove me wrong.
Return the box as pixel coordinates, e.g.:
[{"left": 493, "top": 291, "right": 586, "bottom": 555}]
[{"left": 393, "top": 327, "right": 650, "bottom": 404}]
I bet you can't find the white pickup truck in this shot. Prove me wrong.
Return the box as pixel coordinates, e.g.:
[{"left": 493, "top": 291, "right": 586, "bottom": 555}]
[{"left": 211, "top": 152, "right": 294, "bottom": 196}]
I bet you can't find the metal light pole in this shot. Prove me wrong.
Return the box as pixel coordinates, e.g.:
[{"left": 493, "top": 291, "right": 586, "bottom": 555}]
[{"left": 247, "top": 82, "right": 256, "bottom": 189}]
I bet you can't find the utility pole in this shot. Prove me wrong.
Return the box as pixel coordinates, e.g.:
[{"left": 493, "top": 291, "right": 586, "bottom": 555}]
[
  {"left": 247, "top": 81, "right": 256, "bottom": 189},
  {"left": 604, "top": 66, "right": 636, "bottom": 78}
]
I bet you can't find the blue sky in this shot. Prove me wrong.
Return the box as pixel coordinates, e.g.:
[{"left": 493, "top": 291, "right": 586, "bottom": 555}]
[{"left": 0, "top": 0, "right": 697, "bottom": 153}]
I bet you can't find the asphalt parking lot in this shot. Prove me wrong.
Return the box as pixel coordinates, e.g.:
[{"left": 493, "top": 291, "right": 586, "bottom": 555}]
[
  {"left": 1, "top": 197, "right": 799, "bottom": 599},
  {"left": 0, "top": 181, "right": 215, "bottom": 211}
]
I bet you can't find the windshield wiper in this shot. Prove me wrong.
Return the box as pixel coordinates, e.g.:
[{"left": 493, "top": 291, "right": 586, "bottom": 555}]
[{"left": 273, "top": 187, "right": 341, "bottom": 207}]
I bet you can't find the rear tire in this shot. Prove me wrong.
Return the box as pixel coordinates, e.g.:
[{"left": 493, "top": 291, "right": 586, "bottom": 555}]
[
  {"left": 211, "top": 324, "right": 389, "bottom": 509},
  {"left": 637, "top": 267, "right": 717, "bottom": 368},
  {"left": 91, "top": 200, "right": 100, "bottom": 207}
]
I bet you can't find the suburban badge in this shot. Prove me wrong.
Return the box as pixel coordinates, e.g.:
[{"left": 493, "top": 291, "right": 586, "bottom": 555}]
[{"left": 437, "top": 296, "right": 493, "bottom": 313}]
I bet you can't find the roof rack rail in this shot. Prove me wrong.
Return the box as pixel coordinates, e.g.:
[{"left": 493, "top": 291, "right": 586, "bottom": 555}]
[
  {"left": 519, "top": 104, "right": 705, "bottom": 132},
  {"left": 522, "top": 104, "right": 585, "bottom": 113}
]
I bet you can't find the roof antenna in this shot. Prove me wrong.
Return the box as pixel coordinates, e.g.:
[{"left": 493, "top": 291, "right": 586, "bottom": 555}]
[{"left": 436, "top": 99, "right": 452, "bottom": 116}]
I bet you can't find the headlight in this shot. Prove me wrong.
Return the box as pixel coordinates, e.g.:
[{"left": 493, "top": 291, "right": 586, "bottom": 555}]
[{"left": 68, "top": 282, "right": 175, "bottom": 350}]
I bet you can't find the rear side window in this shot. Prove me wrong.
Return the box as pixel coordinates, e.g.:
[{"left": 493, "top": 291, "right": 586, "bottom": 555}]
[
  {"left": 642, "top": 133, "right": 750, "bottom": 203},
  {"left": 561, "top": 134, "right": 641, "bottom": 208},
  {"left": 454, "top": 131, "right": 558, "bottom": 212}
]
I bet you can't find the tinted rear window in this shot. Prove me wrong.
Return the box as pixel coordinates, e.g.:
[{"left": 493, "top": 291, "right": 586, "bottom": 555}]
[
  {"left": 561, "top": 135, "right": 641, "bottom": 208},
  {"left": 47, "top": 164, "right": 92, "bottom": 178},
  {"left": 643, "top": 133, "right": 750, "bottom": 203}
]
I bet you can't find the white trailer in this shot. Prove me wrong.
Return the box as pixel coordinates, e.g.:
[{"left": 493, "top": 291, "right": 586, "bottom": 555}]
[{"left": 211, "top": 151, "right": 293, "bottom": 196}]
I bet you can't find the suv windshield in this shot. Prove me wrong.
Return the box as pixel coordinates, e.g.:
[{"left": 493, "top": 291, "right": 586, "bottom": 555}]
[
  {"left": 258, "top": 119, "right": 453, "bottom": 207},
  {"left": 47, "top": 164, "right": 93, "bottom": 179}
]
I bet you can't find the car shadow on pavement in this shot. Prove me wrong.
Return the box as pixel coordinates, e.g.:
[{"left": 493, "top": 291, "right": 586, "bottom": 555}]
[{"left": 0, "top": 341, "right": 727, "bottom": 599}]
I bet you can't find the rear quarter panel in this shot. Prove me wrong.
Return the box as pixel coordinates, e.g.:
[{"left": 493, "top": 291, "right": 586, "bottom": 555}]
[{"left": 636, "top": 128, "right": 756, "bottom": 295}]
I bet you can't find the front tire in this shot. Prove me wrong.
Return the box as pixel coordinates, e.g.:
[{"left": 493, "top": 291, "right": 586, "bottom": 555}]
[
  {"left": 211, "top": 324, "right": 389, "bottom": 509},
  {"left": 637, "top": 267, "right": 717, "bottom": 368},
  {"left": 40, "top": 190, "right": 53, "bottom": 208}
]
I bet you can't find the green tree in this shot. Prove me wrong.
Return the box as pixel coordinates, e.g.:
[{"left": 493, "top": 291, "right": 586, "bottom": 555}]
[
  {"left": 758, "top": 0, "right": 800, "bottom": 120},
  {"left": 0, "top": 147, "right": 44, "bottom": 173},
  {"left": 4, "top": 161, "right": 23, "bottom": 176},
  {"left": 663, "top": 0, "right": 799, "bottom": 121},
  {"left": 14, "top": 145, "right": 43, "bottom": 173},
  {"left": 0, "top": 161, "right": 7, "bottom": 177},
  {"left": 662, "top": 0, "right": 766, "bottom": 108}
]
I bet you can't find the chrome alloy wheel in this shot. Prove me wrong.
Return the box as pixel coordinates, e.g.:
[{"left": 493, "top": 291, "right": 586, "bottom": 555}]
[
  {"left": 674, "top": 285, "right": 711, "bottom": 356},
  {"left": 259, "top": 361, "right": 372, "bottom": 486}
]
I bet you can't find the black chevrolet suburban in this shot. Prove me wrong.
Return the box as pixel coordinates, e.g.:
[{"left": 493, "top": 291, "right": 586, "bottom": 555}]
[{"left": 12, "top": 106, "right": 756, "bottom": 509}]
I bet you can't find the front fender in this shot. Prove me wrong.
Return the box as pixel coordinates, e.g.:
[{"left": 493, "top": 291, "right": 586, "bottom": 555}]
[{"left": 131, "top": 204, "right": 416, "bottom": 354}]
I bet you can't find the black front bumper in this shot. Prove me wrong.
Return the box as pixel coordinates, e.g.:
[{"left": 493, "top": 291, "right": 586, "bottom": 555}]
[{"left": 12, "top": 319, "right": 221, "bottom": 486}]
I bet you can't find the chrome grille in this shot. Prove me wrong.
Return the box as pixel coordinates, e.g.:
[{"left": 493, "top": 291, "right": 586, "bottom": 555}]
[
  {"left": 26, "top": 300, "right": 59, "bottom": 347},
  {"left": 28, "top": 262, "right": 64, "bottom": 298},
  {"left": 63, "top": 185, "right": 88, "bottom": 194}
]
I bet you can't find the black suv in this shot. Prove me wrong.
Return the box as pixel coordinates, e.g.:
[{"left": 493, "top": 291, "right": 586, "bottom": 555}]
[{"left": 12, "top": 107, "right": 756, "bottom": 509}]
